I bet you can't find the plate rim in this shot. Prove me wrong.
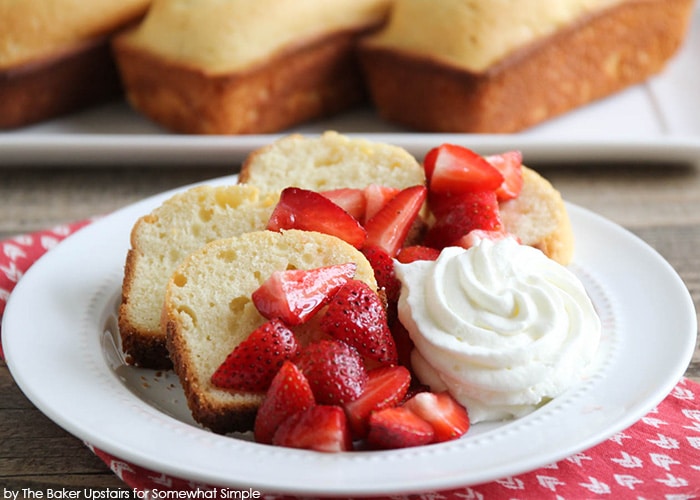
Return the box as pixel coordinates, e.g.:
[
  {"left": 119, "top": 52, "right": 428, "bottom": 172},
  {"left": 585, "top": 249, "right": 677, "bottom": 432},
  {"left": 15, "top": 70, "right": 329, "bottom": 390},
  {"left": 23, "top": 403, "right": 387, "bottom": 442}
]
[{"left": 2, "top": 175, "right": 697, "bottom": 496}]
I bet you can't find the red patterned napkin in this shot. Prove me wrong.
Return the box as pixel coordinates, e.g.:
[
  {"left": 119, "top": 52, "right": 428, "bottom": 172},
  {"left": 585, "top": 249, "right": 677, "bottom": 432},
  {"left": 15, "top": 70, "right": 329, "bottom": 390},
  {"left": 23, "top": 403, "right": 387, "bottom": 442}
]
[{"left": 2, "top": 222, "right": 699, "bottom": 498}]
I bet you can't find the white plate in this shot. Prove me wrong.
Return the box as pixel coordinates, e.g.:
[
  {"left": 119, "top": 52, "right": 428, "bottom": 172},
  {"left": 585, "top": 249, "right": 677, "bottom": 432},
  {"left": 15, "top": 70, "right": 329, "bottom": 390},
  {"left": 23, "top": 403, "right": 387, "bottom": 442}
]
[
  {"left": 2, "top": 176, "right": 696, "bottom": 496},
  {"left": 3, "top": 173, "right": 697, "bottom": 496},
  {"left": 1, "top": 9, "right": 699, "bottom": 167}
]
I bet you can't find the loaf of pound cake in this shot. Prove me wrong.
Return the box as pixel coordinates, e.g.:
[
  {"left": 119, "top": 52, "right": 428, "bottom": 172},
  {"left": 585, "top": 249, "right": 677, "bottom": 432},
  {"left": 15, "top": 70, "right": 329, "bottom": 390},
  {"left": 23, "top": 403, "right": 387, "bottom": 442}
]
[
  {"left": 358, "top": 0, "right": 696, "bottom": 133},
  {"left": 112, "top": 0, "right": 392, "bottom": 134},
  {"left": 0, "top": 0, "right": 151, "bottom": 129}
]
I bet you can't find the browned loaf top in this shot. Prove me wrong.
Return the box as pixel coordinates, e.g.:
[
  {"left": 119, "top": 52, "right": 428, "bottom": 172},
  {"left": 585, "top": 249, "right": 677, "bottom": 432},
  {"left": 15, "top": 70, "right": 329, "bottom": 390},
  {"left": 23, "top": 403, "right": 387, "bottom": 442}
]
[
  {"left": 111, "top": 0, "right": 392, "bottom": 134},
  {"left": 0, "top": 0, "right": 151, "bottom": 129},
  {"left": 358, "top": 0, "right": 695, "bottom": 133}
]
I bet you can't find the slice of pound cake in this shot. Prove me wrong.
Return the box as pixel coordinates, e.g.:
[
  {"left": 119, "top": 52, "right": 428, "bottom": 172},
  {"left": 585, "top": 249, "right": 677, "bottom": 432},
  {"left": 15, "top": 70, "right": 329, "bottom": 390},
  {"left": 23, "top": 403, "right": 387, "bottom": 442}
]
[
  {"left": 118, "top": 184, "right": 279, "bottom": 368},
  {"left": 238, "top": 130, "right": 426, "bottom": 191},
  {"left": 162, "top": 229, "right": 377, "bottom": 434}
]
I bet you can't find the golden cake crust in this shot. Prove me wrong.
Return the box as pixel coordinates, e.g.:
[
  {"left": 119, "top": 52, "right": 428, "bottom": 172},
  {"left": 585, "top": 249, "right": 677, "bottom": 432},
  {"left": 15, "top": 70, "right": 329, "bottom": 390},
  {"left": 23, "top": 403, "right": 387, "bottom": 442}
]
[
  {"left": 359, "top": 0, "right": 695, "bottom": 133},
  {"left": 113, "top": 29, "right": 375, "bottom": 135},
  {"left": 112, "top": 0, "right": 392, "bottom": 134},
  {"left": 0, "top": 0, "right": 150, "bottom": 129}
]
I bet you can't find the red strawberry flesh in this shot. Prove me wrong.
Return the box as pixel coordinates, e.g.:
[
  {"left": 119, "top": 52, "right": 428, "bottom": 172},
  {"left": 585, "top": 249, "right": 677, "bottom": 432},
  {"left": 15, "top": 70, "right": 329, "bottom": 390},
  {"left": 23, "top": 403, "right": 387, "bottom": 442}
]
[
  {"left": 425, "top": 144, "right": 504, "bottom": 194},
  {"left": 367, "top": 406, "right": 435, "bottom": 449},
  {"left": 252, "top": 262, "right": 357, "bottom": 325},
  {"left": 320, "top": 280, "right": 398, "bottom": 365},
  {"left": 343, "top": 365, "right": 411, "bottom": 438},
  {"left": 254, "top": 360, "right": 314, "bottom": 444},
  {"left": 403, "top": 391, "right": 470, "bottom": 443},
  {"left": 267, "top": 187, "right": 367, "bottom": 248},
  {"left": 295, "top": 339, "right": 368, "bottom": 405},
  {"left": 210, "top": 318, "right": 300, "bottom": 392},
  {"left": 364, "top": 185, "right": 427, "bottom": 257},
  {"left": 273, "top": 405, "right": 352, "bottom": 452}
]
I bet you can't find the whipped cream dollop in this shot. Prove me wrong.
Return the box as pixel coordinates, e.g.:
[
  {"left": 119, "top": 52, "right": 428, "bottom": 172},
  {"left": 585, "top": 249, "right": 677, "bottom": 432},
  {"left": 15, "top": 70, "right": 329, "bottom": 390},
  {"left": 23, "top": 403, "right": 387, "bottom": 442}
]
[{"left": 395, "top": 238, "right": 601, "bottom": 423}]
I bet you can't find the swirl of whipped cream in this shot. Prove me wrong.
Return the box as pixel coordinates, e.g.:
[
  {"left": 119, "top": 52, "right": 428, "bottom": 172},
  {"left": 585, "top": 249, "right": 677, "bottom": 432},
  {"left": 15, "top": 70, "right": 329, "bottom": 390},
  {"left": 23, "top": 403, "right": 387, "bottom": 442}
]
[{"left": 395, "top": 238, "right": 601, "bottom": 423}]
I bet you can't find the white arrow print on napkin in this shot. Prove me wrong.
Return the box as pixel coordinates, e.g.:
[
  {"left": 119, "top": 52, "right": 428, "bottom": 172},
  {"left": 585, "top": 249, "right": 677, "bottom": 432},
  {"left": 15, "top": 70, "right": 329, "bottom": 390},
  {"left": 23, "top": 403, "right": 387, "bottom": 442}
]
[
  {"left": 611, "top": 451, "right": 643, "bottom": 468},
  {"left": 2, "top": 242, "right": 26, "bottom": 261},
  {"left": 682, "top": 409, "right": 700, "bottom": 421},
  {"left": 614, "top": 474, "right": 643, "bottom": 490},
  {"left": 642, "top": 416, "right": 668, "bottom": 428},
  {"left": 609, "top": 432, "right": 632, "bottom": 446},
  {"left": 579, "top": 476, "right": 611, "bottom": 495},
  {"left": 656, "top": 473, "right": 689, "bottom": 487},
  {"left": 0, "top": 261, "right": 23, "bottom": 283},
  {"left": 496, "top": 477, "right": 525, "bottom": 490},
  {"left": 649, "top": 433, "right": 680, "bottom": 450},
  {"left": 537, "top": 475, "right": 566, "bottom": 492},
  {"left": 650, "top": 453, "right": 681, "bottom": 471},
  {"left": 688, "top": 436, "right": 700, "bottom": 450}
]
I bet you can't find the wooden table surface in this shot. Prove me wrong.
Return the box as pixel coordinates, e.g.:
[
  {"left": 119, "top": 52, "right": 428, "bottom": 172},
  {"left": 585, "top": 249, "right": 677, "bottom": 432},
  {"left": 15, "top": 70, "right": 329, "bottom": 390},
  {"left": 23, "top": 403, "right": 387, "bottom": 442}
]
[{"left": 1, "top": 156, "right": 698, "bottom": 491}]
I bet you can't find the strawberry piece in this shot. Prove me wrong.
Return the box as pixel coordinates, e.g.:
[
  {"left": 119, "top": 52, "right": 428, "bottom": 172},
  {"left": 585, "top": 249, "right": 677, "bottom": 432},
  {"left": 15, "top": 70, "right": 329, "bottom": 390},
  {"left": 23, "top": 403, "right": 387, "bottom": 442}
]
[
  {"left": 367, "top": 406, "right": 435, "bottom": 449},
  {"left": 364, "top": 185, "right": 427, "bottom": 257},
  {"left": 454, "top": 229, "right": 519, "bottom": 250},
  {"left": 252, "top": 263, "right": 357, "bottom": 326},
  {"left": 396, "top": 245, "right": 440, "bottom": 263},
  {"left": 424, "top": 144, "right": 504, "bottom": 194},
  {"left": 321, "top": 280, "right": 398, "bottom": 365},
  {"left": 363, "top": 184, "right": 400, "bottom": 222},
  {"left": 295, "top": 339, "right": 368, "bottom": 405},
  {"left": 211, "top": 319, "right": 300, "bottom": 392},
  {"left": 267, "top": 187, "right": 367, "bottom": 248},
  {"left": 485, "top": 150, "right": 523, "bottom": 201},
  {"left": 273, "top": 405, "right": 352, "bottom": 452},
  {"left": 254, "top": 360, "right": 315, "bottom": 444},
  {"left": 343, "top": 365, "right": 411, "bottom": 438},
  {"left": 424, "top": 190, "right": 502, "bottom": 249},
  {"left": 320, "top": 188, "right": 366, "bottom": 220},
  {"left": 361, "top": 246, "right": 401, "bottom": 303},
  {"left": 403, "top": 391, "right": 470, "bottom": 443},
  {"left": 389, "top": 320, "right": 414, "bottom": 369}
]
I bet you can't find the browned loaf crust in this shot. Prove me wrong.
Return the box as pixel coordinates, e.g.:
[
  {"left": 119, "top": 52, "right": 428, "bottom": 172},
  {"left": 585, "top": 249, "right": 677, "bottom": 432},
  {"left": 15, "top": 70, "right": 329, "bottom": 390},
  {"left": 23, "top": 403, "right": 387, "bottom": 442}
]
[
  {"left": 0, "top": 1, "right": 150, "bottom": 130},
  {"left": 113, "top": 28, "right": 375, "bottom": 135},
  {"left": 163, "top": 230, "right": 377, "bottom": 434},
  {"left": 358, "top": 0, "right": 695, "bottom": 133},
  {"left": 0, "top": 38, "right": 124, "bottom": 130}
]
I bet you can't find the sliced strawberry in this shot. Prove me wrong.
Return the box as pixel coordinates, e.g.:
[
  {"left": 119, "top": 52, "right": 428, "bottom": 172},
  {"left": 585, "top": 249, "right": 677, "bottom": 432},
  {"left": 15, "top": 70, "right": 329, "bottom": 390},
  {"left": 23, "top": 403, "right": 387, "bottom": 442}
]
[
  {"left": 367, "top": 406, "right": 435, "bottom": 449},
  {"left": 361, "top": 246, "right": 401, "bottom": 303},
  {"left": 485, "top": 150, "right": 523, "bottom": 201},
  {"left": 364, "top": 185, "right": 427, "bottom": 257},
  {"left": 454, "top": 229, "right": 519, "bottom": 250},
  {"left": 396, "top": 245, "right": 441, "bottom": 263},
  {"left": 424, "top": 144, "right": 503, "bottom": 194},
  {"left": 211, "top": 319, "right": 300, "bottom": 392},
  {"left": 403, "top": 391, "right": 470, "bottom": 443},
  {"left": 321, "top": 280, "right": 398, "bottom": 365},
  {"left": 273, "top": 405, "right": 352, "bottom": 452},
  {"left": 389, "top": 320, "right": 414, "bottom": 369},
  {"left": 267, "top": 187, "right": 367, "bottom": 248},
  {"left": 295, "top": 339, "right": 368, "bottom": 405},
  {"left": 320, "top": 188, "right": 366, "bottom": 220},
  {"left": 343, "top": 365, "right": 411, "bottom": 438},
  {"left": 252, "top": 263, "right": 357, "bottom": 325},
  {"left": 254, "top": 360, "right": 315, "bottom": 444},
  {"left": 363, "top": 184, "right": 400, "bottom": 222},
  {"left": 424, "top": 190, "right": 502, "bottom": 249}
]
